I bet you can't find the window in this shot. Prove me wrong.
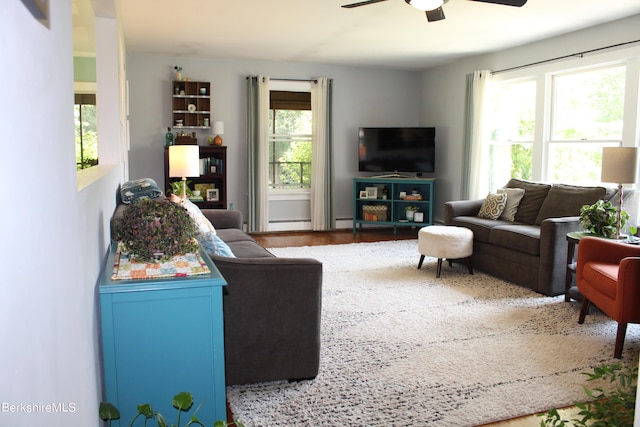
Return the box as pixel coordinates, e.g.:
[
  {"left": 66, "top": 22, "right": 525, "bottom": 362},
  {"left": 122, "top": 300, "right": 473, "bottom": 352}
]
[
  {"left": 487, "top": 62, "right": 630, "bottom": 188},
  {"left": 488, "top": 80, "right": 536, "bottom": 189},
  {"left": 548, "top": 65, "right": 625, "bottom": 184},
  {"left": 75, "top": 93, "right": 98, "bottom": 170},
  {"left": 268, "top": 91, "right": 312, "bottom": 189}
]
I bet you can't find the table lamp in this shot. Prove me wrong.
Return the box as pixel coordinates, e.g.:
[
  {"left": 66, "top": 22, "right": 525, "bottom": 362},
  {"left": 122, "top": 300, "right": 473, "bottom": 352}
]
[
  {"left": 601, "top": 146, "right": 638, "bottom": 239},
  {"left": 169, "top": 145, "right": 200, "bottom": 199},
  {"left": 212, "top": 121, "right": 224, "bottom": 146}
]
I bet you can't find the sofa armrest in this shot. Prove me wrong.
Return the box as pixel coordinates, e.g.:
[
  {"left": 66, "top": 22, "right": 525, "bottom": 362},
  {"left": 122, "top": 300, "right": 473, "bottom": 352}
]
[
  {"left": 201, "top": 209, "right": 242, "bottom": 230},
  {"left": 444, "top": 199, "right": 484, "bottom": 224},
  {"left": 537, "top": 216, "right": 583, "bottom": 295}
]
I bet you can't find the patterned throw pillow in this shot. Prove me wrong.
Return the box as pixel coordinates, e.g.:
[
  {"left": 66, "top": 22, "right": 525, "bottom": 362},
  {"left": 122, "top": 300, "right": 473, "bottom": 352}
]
[
  {"left": 477, "top": 192, "right": 508, "bottom": 220},
  {"left": 120, "top": 178, "right": 164, "bottom": 204}
]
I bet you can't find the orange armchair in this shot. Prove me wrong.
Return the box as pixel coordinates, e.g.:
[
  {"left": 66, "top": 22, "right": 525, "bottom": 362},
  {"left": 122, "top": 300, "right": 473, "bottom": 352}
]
[{"left": 576, "top": 236, "right": 640, "bottom": 359}]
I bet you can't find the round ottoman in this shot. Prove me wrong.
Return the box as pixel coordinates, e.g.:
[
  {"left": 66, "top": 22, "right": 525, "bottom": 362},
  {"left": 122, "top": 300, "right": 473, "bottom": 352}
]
[{"left": 417, "top": 226, "right": 474, "bottom": 278}]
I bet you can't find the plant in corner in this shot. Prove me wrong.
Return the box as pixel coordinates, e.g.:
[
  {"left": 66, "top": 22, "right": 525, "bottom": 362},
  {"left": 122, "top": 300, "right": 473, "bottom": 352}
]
[
  {"left": 115, "top": 198, "right": 198, "bottom": 262},
  {"left": 539, "top": 363, "right": 637, "bottom": 427},
  {"left": 99, "top": 391, "right": 244, "bottom": 427},
  {"left": 579, "top": 200, "right": 628, "bottom": 238}
]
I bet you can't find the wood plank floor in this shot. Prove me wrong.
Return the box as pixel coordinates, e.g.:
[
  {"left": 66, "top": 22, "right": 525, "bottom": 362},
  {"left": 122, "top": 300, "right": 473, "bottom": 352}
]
[{"left": 229, "top": 227, "right": 569, "bottom": 426}]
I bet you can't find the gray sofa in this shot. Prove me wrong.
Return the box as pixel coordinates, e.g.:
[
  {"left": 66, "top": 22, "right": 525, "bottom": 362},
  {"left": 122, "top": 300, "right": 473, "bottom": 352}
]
[
  {"left": 444, "top": 179, "right": 616, "bottom": 296},
  {"left": 111, "top": 203, "right": 323, "bottom": 386}
]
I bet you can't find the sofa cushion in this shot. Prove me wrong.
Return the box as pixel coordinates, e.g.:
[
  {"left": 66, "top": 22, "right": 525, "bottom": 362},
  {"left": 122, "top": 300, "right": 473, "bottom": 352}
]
[
  {"left": 489, "top": 224, "right": 541, "bottom": 256},
  {"left": 449, "top": 216, "right": 515, "bottom": 243},
  {"left": 534, "top": 184, "right": 606, "bottom": 225},
  {"left": 225, "top": 240, "right": 275, "bottom": 258},
  {"left": 199, "top": 232, "right": 236, "bottom": 257},
  {"left": 505, "top": 179, "right": 552, "bottom": 224},
  {"left": 216, "top": 228, "right": 257, "bottom": 244},
  {"left": 497, "top": 187, "right": 525, "bottom": 222},
  {"left": 180, "top": 198, "right": 216, "bottom": 235},
  {"left": 477, "top": 192, "right": 507, "bottom": 220}
]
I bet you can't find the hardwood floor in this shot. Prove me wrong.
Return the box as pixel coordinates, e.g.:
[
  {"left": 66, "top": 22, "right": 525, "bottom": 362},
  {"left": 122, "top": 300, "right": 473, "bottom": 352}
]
[{"left": 230, "top": 227, "right": 566, "bottom": 426}]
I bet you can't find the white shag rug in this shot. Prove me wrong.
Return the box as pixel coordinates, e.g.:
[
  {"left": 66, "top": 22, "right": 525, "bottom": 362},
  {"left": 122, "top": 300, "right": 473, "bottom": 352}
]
[{"left": 226, "top": 240, "right": 639, "bottom": 426}]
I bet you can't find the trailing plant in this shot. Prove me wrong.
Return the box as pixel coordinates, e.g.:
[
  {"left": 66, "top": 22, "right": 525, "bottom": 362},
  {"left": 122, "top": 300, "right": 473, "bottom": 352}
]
[
  {"left": 99, "top": 391, "right": 244, "bottom": 427},
  {"left": 539, "top": 363, "right": 637, "bottom": 427},
  {"left": 115, "top": 198, "right": 198, "bottom": 262},
  {"left": 169, "top": 180, "right": 193, "bottom": 198},
  {"left": 579, "top": 200, "right": 628, "bottom": 238},
  {"left": 404, "top": 205, "right": 419, "bottom": 212}
]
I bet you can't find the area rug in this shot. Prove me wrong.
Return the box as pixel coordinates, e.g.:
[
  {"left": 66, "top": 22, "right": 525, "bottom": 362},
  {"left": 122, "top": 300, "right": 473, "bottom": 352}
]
[{"left": 226, "top": 240, "right": 639, "bottom": 426}]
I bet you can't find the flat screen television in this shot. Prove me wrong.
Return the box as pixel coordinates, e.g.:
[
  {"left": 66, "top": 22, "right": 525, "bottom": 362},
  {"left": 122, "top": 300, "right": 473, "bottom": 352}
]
[{"left": 358, "top": 127, "right": 435, "bottom": 174}]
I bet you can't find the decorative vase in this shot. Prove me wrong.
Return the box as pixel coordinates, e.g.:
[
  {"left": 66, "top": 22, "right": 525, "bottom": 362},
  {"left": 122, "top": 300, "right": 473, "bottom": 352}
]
[
  {"left": 406, "top": 210, "right": 415, "bottom": 221},
  {"left": 175, "top": 71, "right": 182, "bottom": 81}
]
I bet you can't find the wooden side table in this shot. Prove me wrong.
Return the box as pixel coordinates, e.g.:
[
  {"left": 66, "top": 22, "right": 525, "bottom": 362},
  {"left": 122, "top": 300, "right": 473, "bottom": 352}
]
[
  {"left": 99, "top": 243, "right": 227, "bottom": 426},
  {"left": 565, "top": 231, "right": 588, "bottom": 302}
]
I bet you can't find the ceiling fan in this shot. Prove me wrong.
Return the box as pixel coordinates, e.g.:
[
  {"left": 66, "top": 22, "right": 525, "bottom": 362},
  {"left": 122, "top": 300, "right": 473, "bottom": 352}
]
[{"left": 341, "top": 0, "right": 527, "bottom": 22}]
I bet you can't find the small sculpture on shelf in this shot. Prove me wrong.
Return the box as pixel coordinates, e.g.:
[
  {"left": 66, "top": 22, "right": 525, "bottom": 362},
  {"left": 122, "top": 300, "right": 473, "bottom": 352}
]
[
  {"left": 174, "top": 65, "right": 183, "bottom": 81},
  {"left": 165, "top": 127, "right": 174, "bottom": 147}
]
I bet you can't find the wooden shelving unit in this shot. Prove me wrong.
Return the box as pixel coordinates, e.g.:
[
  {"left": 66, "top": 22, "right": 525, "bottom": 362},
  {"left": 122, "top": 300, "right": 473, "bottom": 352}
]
[{"left": 172, "top": 81, "right": 211, "bottom": 129}]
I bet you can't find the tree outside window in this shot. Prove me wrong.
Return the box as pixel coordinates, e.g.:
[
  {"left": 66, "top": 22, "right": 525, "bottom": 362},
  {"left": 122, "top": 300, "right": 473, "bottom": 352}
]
[{"left": 75, "top": 93, "right": 98, "bottom": 170}]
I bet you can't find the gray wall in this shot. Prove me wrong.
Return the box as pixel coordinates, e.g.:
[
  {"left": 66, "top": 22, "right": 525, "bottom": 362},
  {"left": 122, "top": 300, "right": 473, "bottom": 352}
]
[{"left": 126, "top": 55, "right": 423, "bottom": 223}]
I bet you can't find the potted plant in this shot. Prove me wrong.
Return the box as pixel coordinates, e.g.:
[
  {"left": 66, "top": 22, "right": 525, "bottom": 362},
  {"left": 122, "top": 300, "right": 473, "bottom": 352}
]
[
  {"left": 579, "top": 200, "right": 629, "bottom": 238},
  {"left": 100, "top": 391, "right": 244, "bottom": 427},
  {"left": 115, "top": 198, "right": 198, "bottom": 262},
  {"left": 169, "top": 180, "right": 193, "bottom": 198},
  {"left": 405, "top": 205, "right": 419, "bottom": 221}
]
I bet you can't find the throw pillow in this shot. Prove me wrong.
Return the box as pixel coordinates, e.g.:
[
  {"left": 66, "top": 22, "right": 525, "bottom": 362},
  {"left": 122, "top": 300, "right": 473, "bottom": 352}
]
[
  {"left": 477, "top": 192, "right": 507, "bottom": 220},
  {"left": 504, "top": 179, "right": 552, "bottom": 224},
  {"left": 180, "top": 198, "right": 216, "bottom": 236},
  {"left": 120, "top": 178, "right": 163, "bottom": 204},
  {"left": 497, "top": 187, "right": 525, "bottom": 222},
  {"left": 534, "top": 184, "right": 606, "bottom": 225},
  {"left": 199, "top": 232, "right": 236, "bottom": 257}
]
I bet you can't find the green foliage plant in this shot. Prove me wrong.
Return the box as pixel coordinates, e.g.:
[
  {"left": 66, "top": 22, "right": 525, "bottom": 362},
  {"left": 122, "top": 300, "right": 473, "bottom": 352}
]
[
  {"left": 115, "top": 198, "right": 198, "bottom": 262},
  {"left": 539, "top": 363, "right": 637, "bottom": 427},
  {"left": 579, "top": 200, "right": 628, "bottom": 238},
  {"left": 99, "top": 391, "right": 244, "bottom": 427},
  {"left": 169, "top": 180, "right": 193, "bottom": 197}
]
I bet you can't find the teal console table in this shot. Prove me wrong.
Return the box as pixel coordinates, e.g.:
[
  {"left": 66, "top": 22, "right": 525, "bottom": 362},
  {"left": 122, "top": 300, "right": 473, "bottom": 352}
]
[
  {"left": 99, "top": 244, "right": 227, "bottom": 426},
  {"left": 353, "top": 177, "right": 435, "bottom": 234}
]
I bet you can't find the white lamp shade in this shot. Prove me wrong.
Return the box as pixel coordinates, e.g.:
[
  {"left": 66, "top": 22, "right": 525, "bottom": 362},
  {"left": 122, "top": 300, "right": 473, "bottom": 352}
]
[
  {"left": 601, "top": 147, "right": 638, "bottom": 184},
  {"left": 212, "top": 121, "right": 224, "bottom": 135},
  {"left": 169, "top": 145, "right": 200, "bottom": 178},
  {"left": 408, "top": 0, "right": 443, "bottom": 11}
]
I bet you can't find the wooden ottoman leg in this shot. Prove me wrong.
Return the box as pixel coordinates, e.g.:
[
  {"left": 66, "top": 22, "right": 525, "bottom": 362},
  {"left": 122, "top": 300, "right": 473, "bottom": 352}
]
[
  {"left": 418, "top": 255, "right": 425, "bottom": 269},
  {"left": 465, "top": 257, "right": 473, "bottom": 275},
  {"left": 436, "top": 258, "right": 443, "bottom": 278}
]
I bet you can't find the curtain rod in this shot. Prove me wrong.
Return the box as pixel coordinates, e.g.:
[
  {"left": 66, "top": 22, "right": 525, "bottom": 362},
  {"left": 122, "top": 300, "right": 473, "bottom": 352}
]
[
  {"left": 492, "top": 39, "right": 640, "bottom": 75},
  {"left": 246, "top": 76, "right": 318, "bottom": 83}
]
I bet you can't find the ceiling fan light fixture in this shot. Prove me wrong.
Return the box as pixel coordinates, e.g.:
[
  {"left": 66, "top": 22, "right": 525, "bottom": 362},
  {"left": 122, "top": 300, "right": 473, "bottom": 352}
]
[{"left": 405, "top": 0, "right": 444, "bottom": 11}]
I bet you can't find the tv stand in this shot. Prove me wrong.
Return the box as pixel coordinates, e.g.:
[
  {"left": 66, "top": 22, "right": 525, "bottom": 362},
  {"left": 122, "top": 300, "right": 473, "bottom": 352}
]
[{"left": 353, "top": 177, "right": 435, "bottom": 234}]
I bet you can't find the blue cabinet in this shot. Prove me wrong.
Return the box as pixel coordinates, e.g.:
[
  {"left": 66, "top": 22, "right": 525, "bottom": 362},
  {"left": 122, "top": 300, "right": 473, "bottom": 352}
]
[
  {"left": 353, "top": 177, "right": 435, "bottom": 233},
  {"left": 99, "top": 244, "right": 227, "bottom": 426}
]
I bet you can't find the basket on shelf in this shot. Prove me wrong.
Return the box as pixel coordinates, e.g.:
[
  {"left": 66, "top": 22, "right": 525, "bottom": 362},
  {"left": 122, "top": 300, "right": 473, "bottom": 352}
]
[{"left": 362, "top": 205, "right": 388, "bottom": 222}]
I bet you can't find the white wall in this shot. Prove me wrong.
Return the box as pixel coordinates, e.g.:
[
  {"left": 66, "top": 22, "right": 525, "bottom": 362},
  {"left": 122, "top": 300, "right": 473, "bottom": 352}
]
[
  {"left": 126, "top": 55, "right": 424, "bottom": 224},
  {"left": 0, "top": 2, "right": 125, "bottom": 426},
  {"left": 420, "top": 14, "right": 640, "bottom": 222}
]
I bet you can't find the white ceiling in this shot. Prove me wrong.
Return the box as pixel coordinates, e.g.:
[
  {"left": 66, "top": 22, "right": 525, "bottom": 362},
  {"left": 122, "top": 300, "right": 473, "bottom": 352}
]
[{"left": 80, "top": 0, "right": 640, "bottom": 70}]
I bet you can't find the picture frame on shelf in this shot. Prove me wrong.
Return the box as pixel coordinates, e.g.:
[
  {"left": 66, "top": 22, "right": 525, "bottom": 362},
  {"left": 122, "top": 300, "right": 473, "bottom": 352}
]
[
  {"left": 359, "top": 190, "right": 368, "bottom": 199},
  {"left": 365, "top": 187, "right": 378, "bottom": 199},
  {"left": 210, "top": 165, "right": 217, "bottom": 174},
  {"left": 414, "top": 212, "right": 424, "bottom": 223},
  {"left": 206, "top": 188, "right": 220, "bottom": 202}
]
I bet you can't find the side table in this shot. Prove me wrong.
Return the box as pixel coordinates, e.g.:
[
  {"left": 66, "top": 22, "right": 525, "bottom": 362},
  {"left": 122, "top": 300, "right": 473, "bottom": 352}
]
[
  {"left": 99, "top": 243, "right": 227, "bottom": 426},
  {"left": 565, "top": 231, "right": 588, "bottom": 302}
]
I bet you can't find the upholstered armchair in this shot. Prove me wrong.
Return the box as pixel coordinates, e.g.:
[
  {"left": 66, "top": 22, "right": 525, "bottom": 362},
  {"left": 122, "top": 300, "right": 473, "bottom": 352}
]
[{"left": 576, "top": 236, "right": 640, "bottom": 358}]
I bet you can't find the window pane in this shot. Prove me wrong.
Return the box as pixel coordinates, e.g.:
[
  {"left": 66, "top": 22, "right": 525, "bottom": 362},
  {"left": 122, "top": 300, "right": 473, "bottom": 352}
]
[
  {"left": 490, "top": 80, "right": 536, "bottom": 142},
  {"left": 489, "top": 143, "right": 533, "bottom": 189},
  {"left": 75, "top": 100, "right": 98, "bottom": 170},
  {"left": 269, "top": 108, "right": 312, "bottom": 189},
  {"left": 548, "top": 142, "right": 618, "bottom": 185},
  {"left": 552, "top": 66, "right": 625, "bottom": 140}
]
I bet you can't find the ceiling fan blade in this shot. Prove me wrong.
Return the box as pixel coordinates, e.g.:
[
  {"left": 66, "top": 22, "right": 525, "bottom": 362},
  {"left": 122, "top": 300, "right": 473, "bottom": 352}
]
[
  {"left": 341, "top": 0, "right": 390, "bottom": 8},
  {"left": 425, "top": 7, "right": 446, "bottom": 22},
  {"left": 470, "top": 0, "right": 527, "bottom": 6}
]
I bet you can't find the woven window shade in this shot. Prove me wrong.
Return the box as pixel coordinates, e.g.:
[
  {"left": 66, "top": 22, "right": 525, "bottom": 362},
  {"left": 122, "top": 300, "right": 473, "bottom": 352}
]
[{"left": 270, "top": 91, "right": 311, "bottom": 110}]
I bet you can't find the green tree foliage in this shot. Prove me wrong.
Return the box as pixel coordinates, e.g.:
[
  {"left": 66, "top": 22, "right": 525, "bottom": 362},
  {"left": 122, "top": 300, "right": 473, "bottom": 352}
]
[
  {"left": 269, "top": 109, "right": 312, "bottom": 188},
  {"left": 75, "top": 103, "right": 98, "bottom": 170}
]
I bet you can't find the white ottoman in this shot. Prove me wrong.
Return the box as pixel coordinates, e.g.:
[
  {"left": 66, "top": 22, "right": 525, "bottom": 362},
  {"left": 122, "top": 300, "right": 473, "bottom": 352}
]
[{"left": 418, "top": 226, "right": 474, "bottom": 278}]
